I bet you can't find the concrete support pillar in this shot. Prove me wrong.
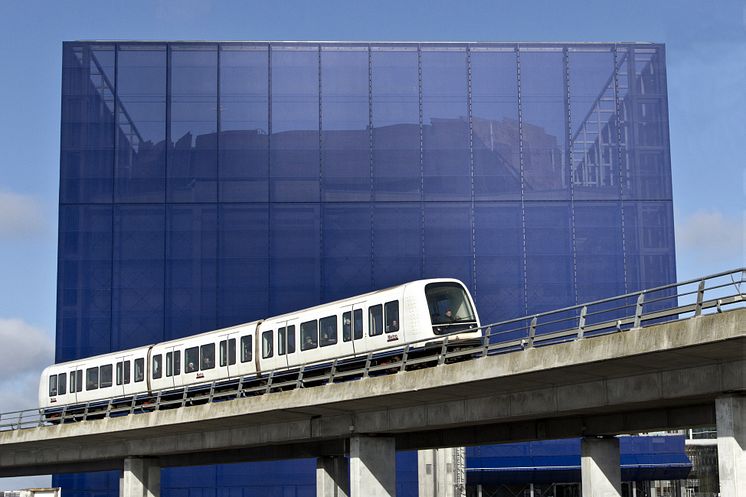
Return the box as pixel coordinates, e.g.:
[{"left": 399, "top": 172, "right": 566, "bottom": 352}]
[
  {"left": 317, "top": 456, "right": 350, "bottom": 497},
  {"left": 716, "top": 395, "right": 746, "bottom": 497},
  {"left": 581, "top": 437, "right": 621, "bottom": 497},
  {"left": 418, "top": 448, "right": 466, "bottom": 497},
  {"left": 349, "top": 436, "right": 396, "bottom": 497},
  {"left": 120, "top": 457, "right": 160, "bottom": 497}
]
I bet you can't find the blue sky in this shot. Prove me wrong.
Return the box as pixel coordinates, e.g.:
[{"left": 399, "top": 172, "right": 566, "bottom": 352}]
[{"left": 0, "top": 0, "right": 744, "bottom": 488}]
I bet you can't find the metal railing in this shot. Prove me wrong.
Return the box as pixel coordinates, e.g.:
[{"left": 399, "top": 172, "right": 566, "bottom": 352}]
[{"left": 1, "top": 268, "right": 743, "bottom": 432}]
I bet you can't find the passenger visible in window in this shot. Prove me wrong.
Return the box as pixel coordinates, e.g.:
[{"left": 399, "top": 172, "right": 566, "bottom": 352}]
[
  {"left": 444, "top": 308, "right": 454, "bottom": 322},
  {"left": 304, "top": 334, "right": 316, "bottom": 349}
]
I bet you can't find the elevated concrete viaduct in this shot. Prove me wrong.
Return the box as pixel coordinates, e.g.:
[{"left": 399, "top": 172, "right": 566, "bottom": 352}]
[{"left": 2, "top": 308, "right": 744, "bottom": 497}]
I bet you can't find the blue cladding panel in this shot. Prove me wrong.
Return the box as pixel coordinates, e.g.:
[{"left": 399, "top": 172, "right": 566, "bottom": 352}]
[
  {"left": 168, "top": 46, "right": 218, "bottom": 203},
  {"left": 57, "top": 41, "right": 676, "bottom": 497}
]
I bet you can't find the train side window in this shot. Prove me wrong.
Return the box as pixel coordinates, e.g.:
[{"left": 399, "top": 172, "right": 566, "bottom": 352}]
[
  {"left": 125, "top": 360, "right": 132, "bottom": 384},
  {"left": 320, "top": 316, "right": 337, "bottom": 347},
  {"left": 262, "top": 330, "right": 273, "bottom": 359},
  {"left": 152, "top": 355, "right": 162, "bottom": 379},
  {"left": 228, "top": 338, "right": 236, "bottom": 365},
  {"left": 278, "top": 328, "right": 286, "bottom": 356},
  {"left": 354, "top": 309, "right": 363, "bottom": 340},
  {"left": 166, "top": 352, "right": 173, "bottom": 376},
  {"left": 301, "top": 320, "right": 318, "bottom": 350},
  {"left": 69, "top": 371, "right": 76, "bottom": 393},
  {"left": 58, "top": 373, "right": 66, "bottom": 395},
  {"left": 343, "top": 312, "right": 351, "bottom": 342},
  {"left": 219, "top": 340, "right": 228, "bottom": 366},
  {"left": 369, "top": 305, "right": 383, "bottom": 336},
  {"left": 100, "top": 364, "right": 113, "bottom": 388},
  {"left": 49, "top": 375, "right": 57, "bottom": 396},
  {"left": 185, "top": 347, "right": 198, "bottom": 373},
  {"left": 287, "top": 325, "right": 296, "bottom": 354},
  {"left": 385, "top": 301, "right": 400, "bottom": 333},
  {"left": 76, "top": 370, "right": 83, "bottom": 391},
  {"left": 133, "top": 359, "right": 145, "bottom": 383},
  {"left": 173, "top": 352, "right": 180, "bottom": 375},
  {"left": 201, "top": 343, "right": 216, "bottom": 370},
  {"left": 116, "top": 362, "right": 123, "bottom": 385},
  {"left": 86, "top": 367, "right": 99, "bottom": 390},
  {"left": 241, "top": 335, "right": 253, "bottom": 363}
]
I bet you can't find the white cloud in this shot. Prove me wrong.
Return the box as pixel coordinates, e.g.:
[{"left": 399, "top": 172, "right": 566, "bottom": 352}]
[
  {"left": 0, "top": 191, "right": 45, "bottom": 240},
  {"left": 0, "top": 319, "right": 54, "bottom": 412},
  {"left": 675, "top": 210, "right": 745, "bottom": 277}
]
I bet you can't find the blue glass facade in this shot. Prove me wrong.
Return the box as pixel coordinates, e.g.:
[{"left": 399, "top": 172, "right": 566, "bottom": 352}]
[{"left": 56, "top": 41, "right": 675, "bottom": 497}]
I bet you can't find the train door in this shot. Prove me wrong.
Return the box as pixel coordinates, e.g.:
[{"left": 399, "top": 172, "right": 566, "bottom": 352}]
[
  {"left": 277, "top": 319, "right": 297, "bottom": 368},
  {"left": 218, "top": 333, "right": 238, "bottom": 378},
  {"left": 164, "top": 345, "right": 182, "bottom": 388},
  {"left": 68, "top": 365, "right": 83, "bottom": 404},
  {"left": 115, "top": 354, "right": 133, "bottom": 397},
  {"left": 342, "top": 302, "right": 366, "bottom": 355}
]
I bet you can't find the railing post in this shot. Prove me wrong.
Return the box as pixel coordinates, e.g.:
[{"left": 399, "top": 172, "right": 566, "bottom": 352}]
[
  {"left": 296, "top": 366, "right": 305, "bottom": 389},
  {"left": 329, "top": 359, "right": 338, "bottom": 384},
  {"left": 633, "top": 292, "right": 645, "bottom": 328},
  {"left": 400, "top": 345, "right": 410, "bottom": 373},
  {"left": 235, "top": 377, "right": 244, "bottom": 399},
  {"left": 527, "top": 316, "right": 537, "bottom": 348},
  {"left": 438, "top": 336, "right": 450, "bottom": 365},
  {"left": 482, "top": 330, "right": 490, "bottom": 357},
  {"left": 695, "top": 279, "right": 706, "bottom": 316},
  {"left": 363, "top": 353, "right": 372, "bottom": 378},
  {"left": 577, "top": 306, "right": 587, "bottom": 339}
]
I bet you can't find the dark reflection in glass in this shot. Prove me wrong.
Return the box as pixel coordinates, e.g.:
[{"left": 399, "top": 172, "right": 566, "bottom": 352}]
[
  {"left": 165, "top": 204, "right": 217, "bottom": 339},
  {"left": 322, "top": 203, "right": 372, "bottom": 301},
  {"left": 371, "top": 47, "right": 420, "bottom": 200},
  {"left": 424, "top": 203, "right": 473, "bottom": 289},
  {"left": 271, "top": 47, "right": 320, "bottom": 202},
  {"left": 568, "top": 49, "right": 619, "bottom": 200},
  {"left": 168, "top": 47, "right": 218, "bottom": 202},
  {"left": 61, "top": 44, "right": 115, "bottom": 203},
  {"left": 321, "top": 47, "right": 370, "bottom": 201},
  {"left": 218, "top": 205, "right": 269, "bottom": 328},
  {"left": 520, "top": 50, "right": 568, "bottom": 199},
  {"left": 474, "top": 203, "right": 525, "bottom": 323},
  {"left": 115, "top": 46, "right": 167, "bottom": 203},
  {"left": 574, "top": 203, "right": 625, "bottom": 302},
  {"left": 422, "top": 49, "right": 470, "bottom": 200},
  {"left": 470, "top": 48, "right": 521, "bottom": 200},
  {"left": 373, "top": 203, "right": 421, "bottom": 288},
  {"left": 219, "top": 46, "right": 269, "bottom": 202},
  {"left": 57, "top": 205, "right": 113, "bottom": 361},
  {"left": 112, "top": 205, "right": 165, "bottom": 349}
]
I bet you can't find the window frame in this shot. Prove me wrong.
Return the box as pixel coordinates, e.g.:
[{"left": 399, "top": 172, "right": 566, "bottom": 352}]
[
  {"left": 185, "top": 347, "right": 199, "bottom": 373},
  {"left": 201, "top": 343, "right": 216, "bottom": 371},
  {"left": 300, "top": 320, "right": 318, "bottom": 351},
  {"left": 319, "top": 315, "right": 338, "bottom": 347},
  {"left": 385, "top": 300, "right": 400, "bottom": 333},
  {"left": 240, "top": 335, "right": 253, "bottom": 363},
  {"left": 368, "top": 304, "right": 383, "bottom": 336},
  {"left": 152, "top": 354, "right": 162, "bottom": 379},
  {"left": 262, "top": 330, "right": 274, "bottom": 359}
]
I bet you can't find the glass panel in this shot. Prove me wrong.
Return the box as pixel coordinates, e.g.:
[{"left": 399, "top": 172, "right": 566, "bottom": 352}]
[
  {"left": 58, "top": 373, "right": 67, "bottom": 395},
  {"left": 174, "top": 352, "right": 180, "bottom": 375},
  {"left": 300, "top": 320, "right": 318, "bottom": 350},
  {"left": 100, "top": 364, "right": 113, "bottom": 388},
  {"left": 319, "top": 315, "right": 337, "bottom": 347},
  {"left": 86, "top": 367, "right": 99, "bottom": 390},
  {"left": 277, "top": 328, "right": 286, "bottom": 356},
  {"left": 470, "top": 49, "right": 521, "bottom": 200},
  {"left": 421, "top": 49, "right": 469, "bottom": 200},
  {"left": 69, "top": 372, "right": 76, "bottom": 393},
  {"left": 201, "top": 343, "right": 215, "bottom": 370},
  {"left": 134, "top": 359, "right": 143, "bottom": 382},
  {"left": 574, "top": 203, "right": 625, "bottom": 303},
  {"left": 228, "top": 338, "right": 236, "bottom": 365},
  {"left": 124, "top": 360, "right": 131, "bottom": 384},
  {"left": 424, "top": 203, "right": 473, "bottom": 289},
  {"left": 262, "top": 330, "right": 273, "bottom": 358},
  {"left": 115, "top": 46, "right": 167, "bottom": 202},
  {"left": 368, "top": 305, "right": 383, "bottom": 336},
  {"left": 371, "top": 47, "right": 420, "bottom": 200},
  {"left": 60, "top": 44, "right": 115, "bottom": 203},
  {"left": 56, "top": 205, "right": 112, "bottom": 362},
  {"left": 112, "top": 205, "right": 165, "bottom": 349},
  {"left": 373, "top": 203, "right": 421, "bottom": 288},
  {"left": 342, "top": 311, "right": 352, "bottom": 342},
  {"left": 185, "top": 347, "right": 198, "bottom": 373},
  {"left": 240, "top": 335, "right": 253, "bottom": 362},
  {"left": 321, "top": 47, "right": 369, "bottom": 201},
  {"left": 168, "top": 47, "right": 218, "bottom": 202},
  {"left": 76, "top": 370, "right": 83, "bottom": 391},
  {"left": 385, "top": 301, "right": 399, "bottom": 332},
  {"left": 623, "top": 201, "right": 676, "bottom": 291},
  {"left": 270, "top": 47, "right": 320, "bottom": 202},
  {"left": 152, "top": 354, "right": 162, "bottom": 379},
  {"left": 425, "top": 283, "right": 476, "bottom": 334},
  {"left": 166, "top": 352, "right": 173, "bottom": 376},
  {"left": 520, "top": 50, "right": 568, "bottom": 199},
  {"left": 286, "top": 326, "right": 295, "bottom": 354},
  {"left": 354, "top": 309, "right": 363, "bottom": 340},
  {"left": 49, "top": 375, "right": 57, "bottom": 396},
  {"left": 220, "top": 340, "right": 227, "bottom": 366},
  {"left": 219, "top": 46, "right": 269, "bottom": 202},
  {"left": 322, "top": 204, "right": 372, "bottom": 301},
  {"left": 116, "top": 362, "right": 122, "bottom": 385}
]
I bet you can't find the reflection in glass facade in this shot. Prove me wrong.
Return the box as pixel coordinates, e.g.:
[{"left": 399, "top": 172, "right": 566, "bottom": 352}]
[{"left": 57, "top": 41, "right": 675, "bottom": 497}]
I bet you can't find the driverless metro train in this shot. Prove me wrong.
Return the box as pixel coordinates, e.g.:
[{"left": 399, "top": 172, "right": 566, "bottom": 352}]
[{"left": 39, "top": 278, "right": 480, "bottom": 411}]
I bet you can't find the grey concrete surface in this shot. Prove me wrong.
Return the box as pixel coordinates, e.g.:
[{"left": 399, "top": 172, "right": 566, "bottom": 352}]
[
  {"left": 418, "top": 447, "right": 464, "bottom": 497},
  {"left": 350, "top": 436, "right": 395, "bottom": 497},
  {"left": 120, "top": 457, "right": 159, "bottom": 497},
  {"left": 317, "top": 456, "right": 349, "bottom": 497},
  {"left": 581, "top": 437, "right": 621, "bottom": 497},
  {"left": 0, "top": 309, "right": 743, "bottom": 478},
  {"left": 716, "top": 395, "right": 746, "bottom": 497}
]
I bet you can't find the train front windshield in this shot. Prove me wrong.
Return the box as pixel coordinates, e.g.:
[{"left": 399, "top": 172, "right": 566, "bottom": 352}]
[{"left": 425, "top": 283, "right": 477, "bottom": 335}]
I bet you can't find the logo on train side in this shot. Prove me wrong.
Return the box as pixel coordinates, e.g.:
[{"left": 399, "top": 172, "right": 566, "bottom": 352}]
[{"left": 387, "top": 334, "right": 399, "bottom": 342}]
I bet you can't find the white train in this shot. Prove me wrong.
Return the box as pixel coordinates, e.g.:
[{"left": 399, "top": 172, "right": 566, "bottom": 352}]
[{"left": 40, "top": 278, "right": 480, "bottom": 411}]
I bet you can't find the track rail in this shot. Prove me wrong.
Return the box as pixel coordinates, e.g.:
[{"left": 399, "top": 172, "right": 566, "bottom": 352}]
[{"left": 1, "top": 268, "right": 743, "bottom": 431}]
